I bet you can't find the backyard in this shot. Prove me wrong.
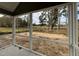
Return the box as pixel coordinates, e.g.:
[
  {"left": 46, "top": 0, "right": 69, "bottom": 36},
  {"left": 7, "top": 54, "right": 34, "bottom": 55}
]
[
  {"left": 0, "top": 26, "right": 69, "bottom": 56},
  {"left": 0, "top": 6, "right": 70, "bottom": 56}
]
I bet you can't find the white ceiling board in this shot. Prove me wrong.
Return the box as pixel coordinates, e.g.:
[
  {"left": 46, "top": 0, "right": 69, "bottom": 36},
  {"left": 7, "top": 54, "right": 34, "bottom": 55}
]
[{"left": 0, "top": 2, "right": 19, "bottom": 12}]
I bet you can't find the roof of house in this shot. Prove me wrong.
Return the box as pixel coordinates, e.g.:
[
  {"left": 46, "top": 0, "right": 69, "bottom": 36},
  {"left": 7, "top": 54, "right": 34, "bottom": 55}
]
[{"left": 0, "top": 2, "right": 66, "bottom": 16}]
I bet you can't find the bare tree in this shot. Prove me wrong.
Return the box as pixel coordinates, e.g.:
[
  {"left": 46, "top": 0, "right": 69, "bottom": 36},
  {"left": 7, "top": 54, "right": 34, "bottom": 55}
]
[
  {"left": 47, "top": 8, "right": 58, "bottom": 31},
  {"left": 39, "top": 11, "right": 47, "bottom": 26},
  {"left": 39, "top": 8, "right": 59, "bottom": 31}
]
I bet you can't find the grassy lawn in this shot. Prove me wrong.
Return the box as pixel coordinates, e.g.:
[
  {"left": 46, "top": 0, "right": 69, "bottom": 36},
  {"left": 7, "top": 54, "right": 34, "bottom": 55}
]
[
  {"left": 0, "top": 27, "right": 12, "bottom": 32},
  {"left": 32, "top": 26, "right": 67, "bottom": 35},
  {"left": 0, "top": 26, "right": 68, "bottom": 35},
  {"left": 0, "top": 27, "right": 28, "bottom": 35}
]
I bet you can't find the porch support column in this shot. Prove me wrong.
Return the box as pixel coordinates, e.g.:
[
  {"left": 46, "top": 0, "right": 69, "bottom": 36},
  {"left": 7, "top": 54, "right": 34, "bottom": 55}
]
[
  {"left": 12, "top": 16, "right": 16, "bottom": 45},
  {"left": 68, "top": 3, "right": 73, "bottom": 56},
  {"left": 68, "top": 3, "right": 77, "bottom": 56},
  {"left": 72, "top": 3, "right": 78, "bottom": 56},
  {"left": 29, "top": 13, "right": 33, "bottom": 50}
]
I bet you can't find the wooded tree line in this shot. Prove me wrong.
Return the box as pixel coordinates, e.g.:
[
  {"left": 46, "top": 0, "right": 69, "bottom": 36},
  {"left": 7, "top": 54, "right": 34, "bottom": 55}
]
[
  {"left": 0, "top": 16, "right": 28, "bottom": 27},
  {"left": 0, "top": 17, "right": 12, "bottom": 27}
]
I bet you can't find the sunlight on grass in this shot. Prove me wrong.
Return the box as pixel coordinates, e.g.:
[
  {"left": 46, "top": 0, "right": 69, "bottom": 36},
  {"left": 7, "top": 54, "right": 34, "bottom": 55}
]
[{"left": 0, "top": 27, "right": 28, "bottom": 34}]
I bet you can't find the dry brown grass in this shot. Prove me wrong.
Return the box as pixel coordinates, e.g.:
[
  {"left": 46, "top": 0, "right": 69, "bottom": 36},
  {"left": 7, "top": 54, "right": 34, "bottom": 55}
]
[
  {"left": 0, "top": 27, "right": 69, "bottom": 55},
  {"left": 16, "top": 32, "right": 69, "bottom": 56},
  {"left": 32, "top": 32, "right": 69, "bottom": 56}
]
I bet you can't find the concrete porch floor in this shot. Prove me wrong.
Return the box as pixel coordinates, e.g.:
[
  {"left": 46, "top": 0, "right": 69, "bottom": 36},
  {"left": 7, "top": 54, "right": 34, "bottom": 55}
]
[{"left": 0, "top": 45, "right": 38, "bottom": 56}]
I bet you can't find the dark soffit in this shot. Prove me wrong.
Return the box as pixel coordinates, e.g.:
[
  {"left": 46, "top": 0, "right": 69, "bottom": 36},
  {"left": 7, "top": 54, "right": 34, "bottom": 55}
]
[
  {"left": 0, "top": 2, "right": 66, "bottom": 16},
  {"left": 13, "top": 2, "right": 66, "bottom": 16}
]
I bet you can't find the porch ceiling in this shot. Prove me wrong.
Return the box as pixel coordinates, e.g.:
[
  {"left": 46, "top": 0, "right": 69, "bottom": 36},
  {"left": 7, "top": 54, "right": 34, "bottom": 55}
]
[{"left": 0, "top": 2, "right": 66, "bottom": 16}]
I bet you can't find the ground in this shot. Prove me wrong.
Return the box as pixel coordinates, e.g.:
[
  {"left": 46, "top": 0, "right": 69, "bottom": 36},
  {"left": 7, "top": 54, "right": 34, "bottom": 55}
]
[{"left": 0, "top": 32, "right": 69, "bottom": 56}]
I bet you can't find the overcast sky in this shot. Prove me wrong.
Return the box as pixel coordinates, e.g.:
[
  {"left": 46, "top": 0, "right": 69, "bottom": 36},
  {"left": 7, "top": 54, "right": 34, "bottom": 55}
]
[{"left": 32, "top": 11, "right": 67, "bottom": 25}]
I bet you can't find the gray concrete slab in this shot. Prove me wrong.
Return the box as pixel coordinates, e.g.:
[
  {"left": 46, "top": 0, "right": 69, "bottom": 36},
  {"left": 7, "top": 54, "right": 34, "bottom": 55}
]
[{"left": 0, "top": 45, "right": 38, "bottom": 56}]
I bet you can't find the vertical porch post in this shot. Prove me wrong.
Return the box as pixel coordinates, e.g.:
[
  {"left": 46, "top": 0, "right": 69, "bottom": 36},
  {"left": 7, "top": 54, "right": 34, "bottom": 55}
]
[
  {"left": 12, "top": 16, "right": 16, "bottom": 45},
  {"left": 72, "top": 2, "right": 78, "bottom": 56},
  {"left": 29, "top": 13, "right": 33, "bottom": 50},
  {"left": 68, "top": 3, "right": 74, "bottom": 56},
  {"left": 68, "top": 2, "right": 77, "bottom": 56}
]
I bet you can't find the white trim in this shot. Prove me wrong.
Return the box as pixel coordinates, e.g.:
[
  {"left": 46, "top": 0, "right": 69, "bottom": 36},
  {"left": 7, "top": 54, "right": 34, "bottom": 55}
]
[
  {"left": 68, "top": 3, "right": 74, "bottom": 56},
  {"left": 12, "top": 16, "right": 16, "bottom": 45},
  {"left": 68, "top": 3, "right": 78, "bottom": 56},
  {"left": 72, "top": 3, "right": 76, "bottom": 56},
  {"left": 72, "top": 3, "right": 77, "bottom": 56},
  {"left": 73, "top": 3, "right": 78, "bottom": 56},
  {"left": 29, "top": 13, "right": 33, "bottom": 50},
  {"left": 72, "top": 3, "right": 78, "bottom": 56}
]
